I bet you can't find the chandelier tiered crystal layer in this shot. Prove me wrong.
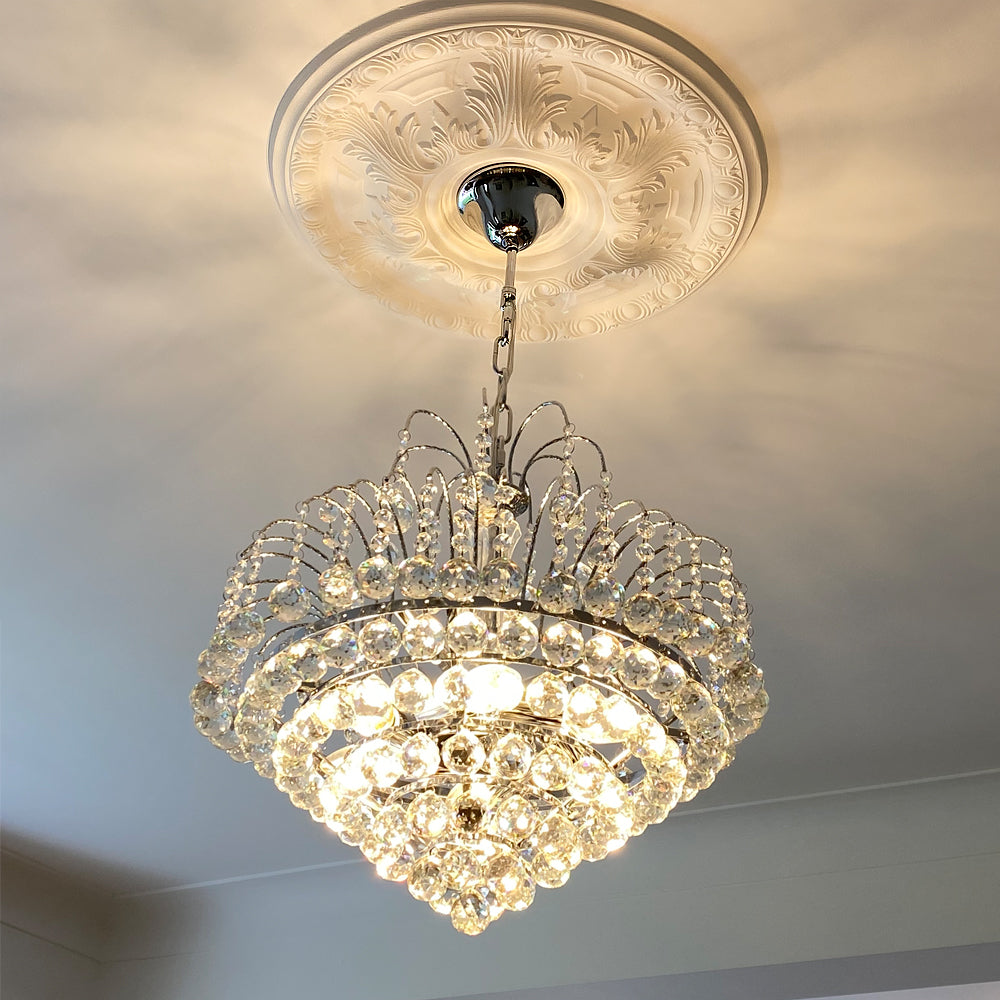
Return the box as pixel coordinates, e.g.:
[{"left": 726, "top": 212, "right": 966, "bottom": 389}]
[{"left": 191, "top": 2, "right": 769, "bottom": 935}]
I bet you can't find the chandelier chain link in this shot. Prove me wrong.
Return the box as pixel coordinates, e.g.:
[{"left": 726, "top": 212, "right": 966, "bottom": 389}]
[{"left": 489, "top": 249, "right": 519, "bottom": 480}]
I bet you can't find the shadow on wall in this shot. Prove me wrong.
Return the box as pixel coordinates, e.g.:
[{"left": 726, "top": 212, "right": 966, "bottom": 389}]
[
  {"left": 0, "top": 828, "right": 167, "bottom": 895},
  {"left": 0, "top": 839, "right": 207, "bottom": 1000}
]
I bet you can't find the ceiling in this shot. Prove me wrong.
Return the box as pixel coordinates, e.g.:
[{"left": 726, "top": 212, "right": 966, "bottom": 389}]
[{"left": 2, "top": 0, "right": 998, "bottom": 987}]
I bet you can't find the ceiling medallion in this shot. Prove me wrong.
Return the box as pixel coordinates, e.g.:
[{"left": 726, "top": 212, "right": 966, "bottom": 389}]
[
  {"left": 192, "top": 2, "right": 769, "bottom": 936},
  {"left": 269, "top": 0, "right": 766, "bottom": 340}
]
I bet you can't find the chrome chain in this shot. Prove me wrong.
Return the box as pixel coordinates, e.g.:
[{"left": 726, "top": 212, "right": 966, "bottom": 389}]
[{"left": 489, "top": 249, "right": 518, "bottom": 481}]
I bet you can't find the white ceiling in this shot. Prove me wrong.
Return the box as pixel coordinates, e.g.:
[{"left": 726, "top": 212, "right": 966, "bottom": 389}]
[{"left": 2, "top": 0, "right": 998, "bottom": 966}]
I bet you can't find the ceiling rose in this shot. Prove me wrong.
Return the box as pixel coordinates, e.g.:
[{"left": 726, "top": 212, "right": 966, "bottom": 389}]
[
  {"left": 269, "top": 0, "right": 767, "bottom": 340},
  {"left": 192, "top": 1, "right": 770, "bottom": 936}
]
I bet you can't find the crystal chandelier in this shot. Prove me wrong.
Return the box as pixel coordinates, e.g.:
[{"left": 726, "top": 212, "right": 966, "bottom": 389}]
[{"left": 190, "top": 3, "right": 769, "bottom": 936}]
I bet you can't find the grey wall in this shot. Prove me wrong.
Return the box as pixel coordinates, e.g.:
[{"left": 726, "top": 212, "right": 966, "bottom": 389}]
[
  {"left": 3, "top": 772, "right": 999, "bottom": 1000},
  {"left": 99, "top": 772, "right": 1000, "bottom": 1000}
]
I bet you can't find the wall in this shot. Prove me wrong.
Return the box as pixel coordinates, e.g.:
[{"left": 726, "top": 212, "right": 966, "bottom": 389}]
[
  {"left": 97, "top": 771, "right": 1000, "bottom": 1000},
  {"left": 3, "top": 773, "right": 997, "bottom": 999},
  {"left": 1, "top": 851, "right": 111, "bottom": 1000}
]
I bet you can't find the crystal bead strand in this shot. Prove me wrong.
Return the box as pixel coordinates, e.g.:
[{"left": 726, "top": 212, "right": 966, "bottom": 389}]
[
  {"left": 217, "top": 563, "right": 243, "bottom": 629},
  {"left": 582, "top": 470, "right": 623, "bottom": 618},
  {"left": 474, "top": 400, "right": 492, "bottom": 475},
  {"left": 382, "top": 426, "right": 416, "bottom": 535},
  {"left": 663, "top": 524, "right": 684, "bottom": 597},
  {"left": 266, "top": 503, "right": 312, "bottom": 622},
  {"left": 440, "top": 466, "right": 479, "bottom": 601},
  {"left": 221, "top": 538, "right": 266, "bottom": 661},
  {"left": 198, "top": 592, "right": 247, "bottom": 685},
  {"left": 218, "top": 534, "right": 266, "bottom": 647},
  {"left": 288, "top": 502, "right": 309, "bottom": 577},
  {"left": 717, "top": 552, "right": 736, "bottom": 621},
  {"left": 687, "top": 538, "right": 704, "bottom": 611},
  {"left": 357, "top": 488, "right": 399, "bottom": 601},
  {"left": 481, "top": 502, "right": 524, "bottom": 601},
  {"left": 551, "top": 423, "right": 578, "bottom": 571},
  {"left": 477, "top": 397, "right": 522, "bottom": 600},
  {"left": 242, "top": 537, "right": 264, "bottom": 618},
  {"left": 734, "top": 584, "right": 751, "bottom": 639},
  {"left": 594, "top": 471, "right": 617, "bottom": 567},
  {"left": 318, "top": 493, "right": 360, "bottom": 610},
  {"left": 471, "top": 401, "right": 496, "bottom": 570},
  {"left": 561, "top": 426, "right": 588, "bottom": 571},
  {"left": 393, "top": 425, "right": 410, "bottom": 476},
  {"left": 399, "top": 475, "right": 440, "bottom": 598},
  {"left": 537, "top": 423, "right": 582, "bottom": 613},
  {"left": 622, "top": 516, "right": 663, "bottom": 637}
]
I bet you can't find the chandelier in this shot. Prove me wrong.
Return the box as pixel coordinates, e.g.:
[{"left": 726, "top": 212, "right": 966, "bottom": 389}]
[{"left": 190, "top": 2, "right": 769, "bottom": 935}]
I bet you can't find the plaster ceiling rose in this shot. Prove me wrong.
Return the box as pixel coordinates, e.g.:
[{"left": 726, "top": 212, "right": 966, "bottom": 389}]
[{"left": 269, "top": 0, "right": 767, "bottom": 340}]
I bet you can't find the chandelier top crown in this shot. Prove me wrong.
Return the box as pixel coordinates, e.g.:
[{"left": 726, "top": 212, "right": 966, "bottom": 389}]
[{"left": 458, "top": 164, "right": 565, "bottom": 253}]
